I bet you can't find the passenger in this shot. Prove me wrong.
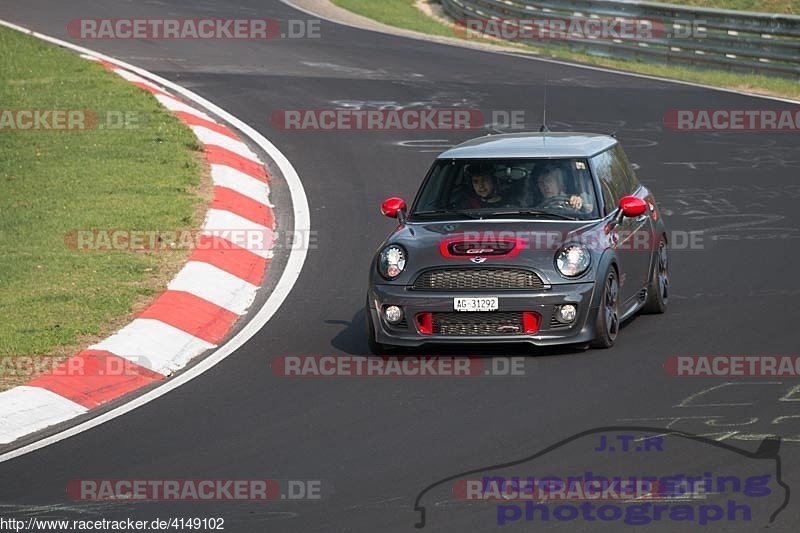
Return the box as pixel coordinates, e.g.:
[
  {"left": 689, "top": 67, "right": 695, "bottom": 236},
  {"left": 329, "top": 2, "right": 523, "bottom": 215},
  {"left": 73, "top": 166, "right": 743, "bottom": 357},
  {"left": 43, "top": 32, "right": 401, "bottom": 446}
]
[{"left": 462, "top": 167, "right": 505, "bottom": 208}]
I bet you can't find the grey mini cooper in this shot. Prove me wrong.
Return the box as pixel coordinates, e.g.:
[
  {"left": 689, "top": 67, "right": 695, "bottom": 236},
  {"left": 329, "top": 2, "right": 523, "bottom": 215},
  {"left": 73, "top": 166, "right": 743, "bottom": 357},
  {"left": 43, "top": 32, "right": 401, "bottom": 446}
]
[{"left": 366, "top": 132, "right": 668, "bottom": 352}]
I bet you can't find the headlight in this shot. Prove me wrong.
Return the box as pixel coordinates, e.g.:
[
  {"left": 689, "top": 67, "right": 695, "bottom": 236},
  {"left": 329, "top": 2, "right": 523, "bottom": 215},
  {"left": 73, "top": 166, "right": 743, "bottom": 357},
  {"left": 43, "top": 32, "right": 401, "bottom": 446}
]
[
  {"left": 555, "top": 245, "right": 590, "bottom": 277},
  {"left": 378, "top": 245, "right": 407, "bottom": 280}
]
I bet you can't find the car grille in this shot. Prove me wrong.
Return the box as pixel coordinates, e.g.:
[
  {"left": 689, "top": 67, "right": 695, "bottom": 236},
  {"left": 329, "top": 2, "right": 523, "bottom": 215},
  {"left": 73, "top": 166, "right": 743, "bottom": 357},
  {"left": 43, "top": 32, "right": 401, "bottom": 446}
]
[
  {"left": 433, "top": 312, "right": 524, "bottom": 336},
  {"left": 412, "top": 268, "right": 545, "bottom": 291}
]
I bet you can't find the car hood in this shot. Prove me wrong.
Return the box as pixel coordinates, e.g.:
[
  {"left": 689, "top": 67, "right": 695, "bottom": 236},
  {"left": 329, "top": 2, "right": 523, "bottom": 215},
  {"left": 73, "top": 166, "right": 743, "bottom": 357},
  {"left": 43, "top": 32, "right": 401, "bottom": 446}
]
[{"left": 375, "top": 219, "right": 607, "bottom": 286}]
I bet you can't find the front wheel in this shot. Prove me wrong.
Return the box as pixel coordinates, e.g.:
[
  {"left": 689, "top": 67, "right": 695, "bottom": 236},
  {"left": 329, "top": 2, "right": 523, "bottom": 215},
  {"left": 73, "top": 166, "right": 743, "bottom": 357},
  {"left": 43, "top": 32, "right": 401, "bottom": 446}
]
[
  {"left": 591, "top": 268, "right": 620, "bottom": 349},
  {"left": 642, "top": 236, "right": 668, "bottom": 314}
]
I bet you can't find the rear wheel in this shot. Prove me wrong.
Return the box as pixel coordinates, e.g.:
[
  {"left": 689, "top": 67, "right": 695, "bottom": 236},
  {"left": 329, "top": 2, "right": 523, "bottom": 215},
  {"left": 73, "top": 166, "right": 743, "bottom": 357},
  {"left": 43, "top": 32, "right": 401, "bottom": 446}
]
[
  {"left": 642, "top": 236, "right": 668, "bottom": 314},
  {"left": 591, "top": 268, "right": 620, "bottom": 349}
]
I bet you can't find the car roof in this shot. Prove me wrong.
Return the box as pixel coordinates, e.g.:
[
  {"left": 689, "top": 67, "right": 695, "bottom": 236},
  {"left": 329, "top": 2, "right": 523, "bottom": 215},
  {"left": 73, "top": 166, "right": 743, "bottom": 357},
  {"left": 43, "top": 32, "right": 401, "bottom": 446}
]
[{"left": 437, "top": 132, "right": 617, "bottom": 159}]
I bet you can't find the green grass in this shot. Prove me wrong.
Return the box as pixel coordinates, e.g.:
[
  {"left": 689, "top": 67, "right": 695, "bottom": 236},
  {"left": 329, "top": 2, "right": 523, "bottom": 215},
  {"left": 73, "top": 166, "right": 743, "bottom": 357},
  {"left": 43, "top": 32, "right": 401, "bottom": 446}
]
[
  {"left": 0, "top": 27, "right": 205, "bottom": 387},
  {"left": 335, "top": 0, "right": 457, "bottom": 36},
  {"left": 331, "top": 0, "right": 800, "bottom": 100},
  {"left": 667, "top": 0, "right": 799, "bottom": 15}
]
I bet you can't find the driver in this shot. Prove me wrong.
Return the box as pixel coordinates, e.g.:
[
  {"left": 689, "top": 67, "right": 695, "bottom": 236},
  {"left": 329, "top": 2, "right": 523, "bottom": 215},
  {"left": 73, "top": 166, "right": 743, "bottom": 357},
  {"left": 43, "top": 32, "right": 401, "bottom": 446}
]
[{"left": 535, "top": 166, "right": 593, "bottom": 213}]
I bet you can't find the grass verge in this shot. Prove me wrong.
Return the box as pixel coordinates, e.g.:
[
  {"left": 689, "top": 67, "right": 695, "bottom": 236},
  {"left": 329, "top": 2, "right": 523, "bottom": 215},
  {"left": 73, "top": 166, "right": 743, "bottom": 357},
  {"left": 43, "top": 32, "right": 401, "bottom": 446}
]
[
  {"left": 667, "top": 0, "right": 799, "bottom": 15},
  {"left": 331, "top": 0, "right": 800, "bottom": 101},
  {"left": 0, "top": 26, "right": 209, "bottom": 389}
]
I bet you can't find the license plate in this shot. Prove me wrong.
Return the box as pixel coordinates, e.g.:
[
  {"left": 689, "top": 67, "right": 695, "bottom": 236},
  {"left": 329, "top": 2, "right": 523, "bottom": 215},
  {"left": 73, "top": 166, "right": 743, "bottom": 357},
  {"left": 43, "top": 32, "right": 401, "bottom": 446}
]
[{"left": 453, "top": 297, "right": 499, "bottom": 312}]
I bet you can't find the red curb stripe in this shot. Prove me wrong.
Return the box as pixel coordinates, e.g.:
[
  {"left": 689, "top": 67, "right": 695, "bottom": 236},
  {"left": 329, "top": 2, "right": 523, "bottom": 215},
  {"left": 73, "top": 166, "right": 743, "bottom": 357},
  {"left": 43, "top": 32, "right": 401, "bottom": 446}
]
[
  {"left": 211, "top": 186, "right": 275, "bottom": 228},
  {"left": 97, "top": 59, "right": 117, "bottom": 71},
  {"left": 205, "top": 145, "right": 268, "bottom": 183},
  {"left": 173, "top": 111, "right": 238, "bottom": 139},
  {"left": 29, "top": 350, "right": 164, "bottom": 409},
  {"left": 139, "top": 290, "right": 239, "bottom": 344},
  {"left": 189, "top": 236, "right": 269, "bottom": 285},
  {"left": 132, "top": 81, "right": 172, "bottom": 98}
]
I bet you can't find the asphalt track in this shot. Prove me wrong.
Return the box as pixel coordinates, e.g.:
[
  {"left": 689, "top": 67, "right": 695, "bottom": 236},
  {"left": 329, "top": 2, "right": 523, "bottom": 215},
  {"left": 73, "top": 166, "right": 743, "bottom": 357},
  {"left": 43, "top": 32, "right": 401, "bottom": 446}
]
[{"left": 1, "top": 1, "right": 799, "bottom": 531}]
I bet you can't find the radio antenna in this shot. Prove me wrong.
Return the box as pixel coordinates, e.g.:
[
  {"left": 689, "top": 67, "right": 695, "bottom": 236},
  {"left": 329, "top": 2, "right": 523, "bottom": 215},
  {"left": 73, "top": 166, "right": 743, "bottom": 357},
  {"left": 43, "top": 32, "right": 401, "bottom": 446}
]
[{"left": 539, "top": 75, "right": 550, "bottom": 133}]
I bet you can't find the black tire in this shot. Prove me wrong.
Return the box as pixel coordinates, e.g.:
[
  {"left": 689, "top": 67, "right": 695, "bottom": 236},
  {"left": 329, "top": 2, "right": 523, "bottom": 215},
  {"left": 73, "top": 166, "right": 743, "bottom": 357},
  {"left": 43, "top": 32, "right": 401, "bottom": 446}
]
[
  {"left": 591, "top": 267, "right": 620, "bottom": 349},
  {"left": 642, "top": 236, "right": 668, "bottom": 314}
]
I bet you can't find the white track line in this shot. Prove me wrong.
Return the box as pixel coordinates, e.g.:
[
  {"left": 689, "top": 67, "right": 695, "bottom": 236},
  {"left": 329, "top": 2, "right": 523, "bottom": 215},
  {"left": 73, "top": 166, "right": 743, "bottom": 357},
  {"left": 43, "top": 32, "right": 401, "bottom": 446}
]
[{"left": 0, "top": 19, "right": 311, "bottom": 463}]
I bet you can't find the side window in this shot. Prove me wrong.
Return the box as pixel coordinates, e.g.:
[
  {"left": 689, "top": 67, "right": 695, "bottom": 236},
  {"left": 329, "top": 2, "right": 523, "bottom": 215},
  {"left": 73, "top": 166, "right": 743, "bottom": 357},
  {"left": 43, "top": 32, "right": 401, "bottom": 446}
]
[
  {"left": 611, "top": 144, "right": 640, "bottom": 195},
  {"left": 413, "top": 161, "right": 455, "bottom": 211},
  {"left": 590, "top": 150, "right": 620, "bottom": 215}
]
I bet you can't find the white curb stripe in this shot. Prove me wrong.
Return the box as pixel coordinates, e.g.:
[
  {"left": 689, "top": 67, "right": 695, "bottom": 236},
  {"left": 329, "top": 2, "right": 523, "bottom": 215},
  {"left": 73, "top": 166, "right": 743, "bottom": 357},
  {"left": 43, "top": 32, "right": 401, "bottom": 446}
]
[
  {"left": 190, "top": 126, "right": 261, "bottom": 163},
  {"left": 90, "top": 319, "right": 216, "bottom": 375},
  {"left": 168, "top": 262, "right": 259, "bottom": 315},
  {"left": 154, "top": 94, "right": 213, "bottom": 121},
  {"left": 0, "top": 387, "right": 88, "bottom": 445},
  {"left": 211, "top": 164, "right": 273, "bottom": 207},
  {"left": 201, "top": 208, "right": 275, "bottom": 259}
]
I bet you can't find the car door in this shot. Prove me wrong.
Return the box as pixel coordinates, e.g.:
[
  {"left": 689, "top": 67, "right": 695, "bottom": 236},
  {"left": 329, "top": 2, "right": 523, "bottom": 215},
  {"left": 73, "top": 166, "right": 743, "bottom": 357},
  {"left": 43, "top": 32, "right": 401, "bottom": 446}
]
[
  {"left": 611, "top": 145, "right": 653, "bottom": 303},
  {"left": 591, "top": 146, "right": 653, "bottom": 305}
]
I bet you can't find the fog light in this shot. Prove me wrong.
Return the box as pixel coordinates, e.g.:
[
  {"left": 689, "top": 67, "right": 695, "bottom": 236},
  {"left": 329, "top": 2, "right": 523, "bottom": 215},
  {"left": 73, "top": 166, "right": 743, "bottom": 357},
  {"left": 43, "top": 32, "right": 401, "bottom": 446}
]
[
  {"left": 384, "top": 305, "right": 403, "bottom": 324},
  {"left": 558, "top": 304, "right": 577, "bottom": 323}
]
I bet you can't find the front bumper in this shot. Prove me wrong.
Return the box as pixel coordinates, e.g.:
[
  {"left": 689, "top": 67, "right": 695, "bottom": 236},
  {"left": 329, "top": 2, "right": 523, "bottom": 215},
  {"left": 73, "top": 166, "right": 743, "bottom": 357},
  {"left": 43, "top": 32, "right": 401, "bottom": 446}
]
[{"left": 368, "top": 282, "right": 599, "bottom": 347}]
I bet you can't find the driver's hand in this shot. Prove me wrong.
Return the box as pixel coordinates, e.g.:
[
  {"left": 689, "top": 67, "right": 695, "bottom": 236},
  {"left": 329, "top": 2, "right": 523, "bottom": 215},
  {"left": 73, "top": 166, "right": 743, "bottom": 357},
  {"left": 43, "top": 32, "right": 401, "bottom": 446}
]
[{"left": 569, "top": 195, "right": 583, "bottom": 210}]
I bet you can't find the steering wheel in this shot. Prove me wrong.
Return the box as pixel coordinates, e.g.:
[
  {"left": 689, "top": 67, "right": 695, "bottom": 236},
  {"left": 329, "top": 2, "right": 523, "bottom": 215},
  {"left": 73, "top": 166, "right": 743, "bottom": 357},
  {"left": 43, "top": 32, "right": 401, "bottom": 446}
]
[{"left": 539, "top": 194, "right": 573, "bottom": 210}]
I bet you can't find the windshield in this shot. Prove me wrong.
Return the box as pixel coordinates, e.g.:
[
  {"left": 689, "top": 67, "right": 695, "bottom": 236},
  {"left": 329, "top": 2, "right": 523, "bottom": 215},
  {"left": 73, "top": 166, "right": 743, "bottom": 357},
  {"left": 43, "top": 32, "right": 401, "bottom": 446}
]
[{"left": 410, "top": 158, "right": 600, "bottom": 220}]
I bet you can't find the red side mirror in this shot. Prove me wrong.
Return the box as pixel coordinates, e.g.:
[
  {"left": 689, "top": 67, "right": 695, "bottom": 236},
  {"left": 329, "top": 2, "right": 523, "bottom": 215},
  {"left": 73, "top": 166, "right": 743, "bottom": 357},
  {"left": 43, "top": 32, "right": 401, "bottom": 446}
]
[
  {"left": 381, "top": 197, "right": 406, "bottom": 218},
  {"left": 619, "top": 196, "right": 647, "bottom": 218}
]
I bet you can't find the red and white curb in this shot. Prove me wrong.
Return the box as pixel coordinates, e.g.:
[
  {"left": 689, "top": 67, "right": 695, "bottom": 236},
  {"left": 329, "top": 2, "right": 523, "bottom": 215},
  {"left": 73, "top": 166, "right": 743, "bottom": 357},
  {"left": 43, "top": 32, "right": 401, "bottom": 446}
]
[{"left": 0, "top": 56, "right": 277, "bottom": 445}]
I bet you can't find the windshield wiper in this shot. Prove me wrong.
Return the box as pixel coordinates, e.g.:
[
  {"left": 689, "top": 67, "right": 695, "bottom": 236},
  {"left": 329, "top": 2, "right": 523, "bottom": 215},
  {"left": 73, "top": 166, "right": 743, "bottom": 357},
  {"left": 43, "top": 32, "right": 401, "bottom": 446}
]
[
  {"left": 412, "top": 209, "right": 482, "bottom": 219},
  {"left": 481, "top": 209, "right": 578, "bottom": 221}
]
